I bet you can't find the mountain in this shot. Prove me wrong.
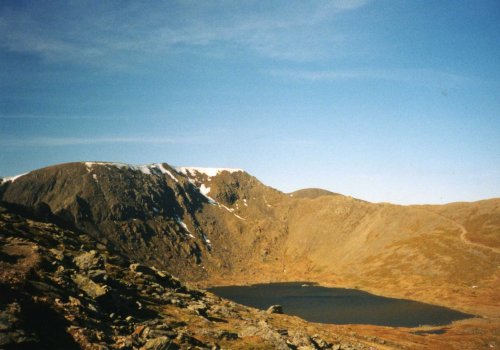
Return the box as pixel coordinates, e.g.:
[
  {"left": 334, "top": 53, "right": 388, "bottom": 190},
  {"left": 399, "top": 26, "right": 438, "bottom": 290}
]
[
  {"left": 289, "top": 188, "right": 342, "bottom": 199},
  {"left": 1, "top": 161, "right": 499, "bottom": 349}
]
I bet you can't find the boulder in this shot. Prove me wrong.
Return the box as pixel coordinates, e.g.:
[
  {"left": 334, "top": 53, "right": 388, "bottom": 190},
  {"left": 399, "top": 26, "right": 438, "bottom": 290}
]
[
  {"left": 74, "top": 250, "right": 105, "bottom": 271},
  {"left": 72, "top": 273, "right": 108, "bottom": 298},
  {"left": 129, "top": 263, "right": 155, "bottom": 276},
  {"left": 311, "top": 334, "right": 331, "bottom": 349},
  {"left": 142, "top": 336, "right": 171, "bottom": 350},
  {"left": 187, "top": 301, "right": 208, "bottom": 316},
  {"left": 239, "top": 321, "right": 289, "bottom": 350},
  {"left": 146, "top": 329, "right": 176, "bottom": 339},
  {"left": 266, "top": 304, "right": 283, "bottom": 314},
  {"left": 289, "top": 330, "right": 318, "bottom": 349}
]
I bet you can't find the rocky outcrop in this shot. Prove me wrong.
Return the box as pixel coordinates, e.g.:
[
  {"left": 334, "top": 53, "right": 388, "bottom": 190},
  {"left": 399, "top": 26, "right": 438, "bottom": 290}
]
[
  {"left": 266, "top": 304, "right": 284, "bottom": 314},
  {"left": 0, "top": 204, "right": 374, "bottom": 349}
]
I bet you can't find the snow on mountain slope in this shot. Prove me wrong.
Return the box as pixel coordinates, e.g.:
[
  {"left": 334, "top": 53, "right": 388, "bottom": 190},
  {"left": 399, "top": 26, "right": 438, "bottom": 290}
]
[
  {"left": 2, "top": 163, "right": 242, "bottom": 185},
  {"left": 84, "top": 161, "right": 179, "bottom": 181},
  {"left": 0, "top": 172, "right": 28, "bottom": 183},
  {"left": 174, "top": 167, "right": 243, "bottom": 178}
]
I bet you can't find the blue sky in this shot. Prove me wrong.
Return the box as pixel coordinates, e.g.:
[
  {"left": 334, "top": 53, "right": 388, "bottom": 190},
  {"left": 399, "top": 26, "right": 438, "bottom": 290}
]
[{"left": 1, "top": 0, "right": 499, "bottom": 204}]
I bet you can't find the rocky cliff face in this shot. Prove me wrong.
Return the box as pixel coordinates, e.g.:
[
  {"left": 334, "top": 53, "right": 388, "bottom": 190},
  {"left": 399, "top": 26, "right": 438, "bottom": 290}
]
[
  {"left": 0, "top": 162, "right": 294, "bottom": 284},
  {"left": 1, "top": 162, "right": 230, "bottom": 281}
]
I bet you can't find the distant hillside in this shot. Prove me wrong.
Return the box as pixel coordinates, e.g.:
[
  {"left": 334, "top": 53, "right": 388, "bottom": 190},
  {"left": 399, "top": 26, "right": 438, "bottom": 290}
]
[{"left": 289, "top": 188, "right": 341, "bottom": 199}]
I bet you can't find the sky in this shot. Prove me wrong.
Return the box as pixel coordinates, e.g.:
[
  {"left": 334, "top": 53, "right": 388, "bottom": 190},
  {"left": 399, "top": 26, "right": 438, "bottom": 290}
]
[{"left": 1, "top": 0, "right": 499, "bottom": 205}]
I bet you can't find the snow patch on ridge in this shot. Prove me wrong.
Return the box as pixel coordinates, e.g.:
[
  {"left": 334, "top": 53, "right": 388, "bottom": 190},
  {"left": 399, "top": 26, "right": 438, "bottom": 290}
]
[
  {"left": 199, "top": 184, "right": 211, "bottom": 196},
  {"left": 137, "top": 165, "right": 151, "bottom": 175},
  {"left": 1, "top": 173, "right": 28, "bottom": 183},
  {"left": 193, "top": 185, "right": 245, "bottom": 220},
  {"left": 149, "top": 163, "right": 179, "bottom": 182},
  {"left": 197, "top": 184, "right": 217, "bottom": 205},
  {"left": 174, "top": 166, "right": 243, "bottom": 178},
  {"left": 85, "top": 161, "right": 131, "bottom": 170},
  {"left": 193, "top": 186, "right": 245, "bottom": 220},
  {"left": 85, "top": 161, "right": 145, "bottom": 173},
  {"left": 3, "top": 162, "right": 239, "bottom": 185},
  {"left": 84, "top": 162, "right": 179, "bottom": 182}
]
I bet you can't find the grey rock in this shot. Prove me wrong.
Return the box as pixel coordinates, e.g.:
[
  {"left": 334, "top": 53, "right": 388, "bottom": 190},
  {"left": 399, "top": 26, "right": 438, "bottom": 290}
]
[
  {"left": 147, "top": 329, "right": 176, "bottom": 339},
  {"left": 143, "top": 336, "right": 171, "bottom": 350},
  {"left": 72, "top": 273, "right": 108, "bottom": 298},
  {"left": 239, "top": 321, "right": 289, "bottom": 350},
  {"left": 49, "top": 248, "right": 65, "bottom": 261},
  {"left": 187, "top": 301, "right": 208, "bottom": 316},
  {"left": 289, "top": 331, "right": 317, "bottom": 349},
  {"left": 311, "top": 334, "right": 331, "bottom": 349},
  {"left": 266, "top": 304, "right": 283, "bottom": 314},
  {"left": 74, "top": 250, "right": 105, "bottom": 271},
  {"left": 210, "top": 305, "right": 235, "bottom": 318}
]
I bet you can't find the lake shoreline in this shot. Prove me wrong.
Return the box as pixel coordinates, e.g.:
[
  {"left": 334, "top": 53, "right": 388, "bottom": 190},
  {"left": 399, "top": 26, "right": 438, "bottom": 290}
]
[{"left": 208, "top": 282, "right": 475, "bottom": 328}]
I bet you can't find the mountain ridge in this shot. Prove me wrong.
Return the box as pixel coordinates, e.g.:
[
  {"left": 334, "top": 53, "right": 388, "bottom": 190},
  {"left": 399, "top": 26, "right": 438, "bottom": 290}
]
[
  {"left": 1, "top": 161, "right": 499, "bottom": 349},
  {"left": 3, "top": 162, "right": 497, "bottom": 206}
]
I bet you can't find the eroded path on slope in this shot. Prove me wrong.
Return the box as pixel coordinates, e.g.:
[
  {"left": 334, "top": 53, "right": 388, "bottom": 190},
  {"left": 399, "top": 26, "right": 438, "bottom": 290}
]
[{"left": 428, "top": 210, "right": 500, "bottom": 255}]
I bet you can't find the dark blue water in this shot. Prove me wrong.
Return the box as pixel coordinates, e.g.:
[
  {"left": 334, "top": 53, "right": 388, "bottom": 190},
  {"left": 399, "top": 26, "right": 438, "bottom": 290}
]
[{"left": 208, "top": 282, "right": 473, "bottom": 327}]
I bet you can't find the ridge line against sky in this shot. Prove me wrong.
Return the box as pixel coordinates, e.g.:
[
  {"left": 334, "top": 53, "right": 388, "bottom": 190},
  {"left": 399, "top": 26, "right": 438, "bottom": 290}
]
[{"left": 1, "top": 0, "right": 499, "bottom": 205}]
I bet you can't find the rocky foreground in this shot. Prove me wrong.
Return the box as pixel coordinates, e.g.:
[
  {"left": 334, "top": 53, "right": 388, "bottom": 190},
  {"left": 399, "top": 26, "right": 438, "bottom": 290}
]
[{"left": 0, "top": 204, "right": 374, "bottom": 350}]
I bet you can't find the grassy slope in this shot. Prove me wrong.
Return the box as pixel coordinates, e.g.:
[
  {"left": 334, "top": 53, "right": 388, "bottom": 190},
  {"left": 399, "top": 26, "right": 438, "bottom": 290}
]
[{"left": 197, "top": 179, "right": 499, "bottom": 318}]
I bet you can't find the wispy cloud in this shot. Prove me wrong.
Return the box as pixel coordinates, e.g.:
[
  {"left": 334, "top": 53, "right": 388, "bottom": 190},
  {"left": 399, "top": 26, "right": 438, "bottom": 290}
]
[
  {"left": 0, "top": 1, "right": 371, "bottom": 66},
  {"left": 269, "top": 68, "right": 475, "bottom": 86},
  {"left": 0, "top": 136, "right": 198, "bottom": 147},
  {"left": 0, "top": 114, "right": 127, "bottom": 120}
]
